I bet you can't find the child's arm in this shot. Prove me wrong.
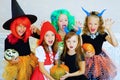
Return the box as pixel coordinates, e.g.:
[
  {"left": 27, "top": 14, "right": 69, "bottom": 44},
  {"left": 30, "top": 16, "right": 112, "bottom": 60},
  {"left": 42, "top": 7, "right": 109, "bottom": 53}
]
[
  {"left": 38, "top": 62, "right": 55, "bottom": 80},
  {"left": 31, "top": 25, "right": 40, "bottom": 35},
  {"left": 85, "top": 51, "right": 95, "bottom": 57},
  {"left": 30, "top": 25, "right": 40, "bottom": 39},
  {"left": 60, "top": 61, "right": 85, "bottom": 80},
  {"left": 36, "top": 46, "right": 55, "bottom": 80},
  {"left": 70, "top": 61, "right": 85, "bottom": 76},
  {"left": 104, "top": 19, "right": 118, "bottom": 47}
]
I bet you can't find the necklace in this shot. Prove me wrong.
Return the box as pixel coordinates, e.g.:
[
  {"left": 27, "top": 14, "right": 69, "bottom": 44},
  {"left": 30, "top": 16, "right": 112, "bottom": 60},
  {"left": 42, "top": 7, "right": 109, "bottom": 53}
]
[{"left": 88, "top": 32, "right": 99, "bottom": 39}]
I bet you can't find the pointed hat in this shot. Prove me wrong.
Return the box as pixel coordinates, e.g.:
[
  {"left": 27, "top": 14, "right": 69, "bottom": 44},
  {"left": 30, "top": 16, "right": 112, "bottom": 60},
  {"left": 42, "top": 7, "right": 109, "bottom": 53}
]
[{"left": 3, "top": 0, "right": 37, "bottom": 30}]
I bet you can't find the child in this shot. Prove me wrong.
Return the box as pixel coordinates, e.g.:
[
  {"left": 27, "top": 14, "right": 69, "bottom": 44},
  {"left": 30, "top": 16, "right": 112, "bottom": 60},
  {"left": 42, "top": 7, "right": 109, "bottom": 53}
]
[
  {"left": 2, "top": 0, "right": 38, "bottom": 80},
  {"left": 81, "top": 8, "right": 118, "bottom": 80},
  {"left": 50, "top": 9, "right": 76, "bottom": 39},
  {"left": 60, "top": 30, "right": 88, "bottom": 80},
  {"left": 30, "top": 21, "right": 62, "bottom": 80}
]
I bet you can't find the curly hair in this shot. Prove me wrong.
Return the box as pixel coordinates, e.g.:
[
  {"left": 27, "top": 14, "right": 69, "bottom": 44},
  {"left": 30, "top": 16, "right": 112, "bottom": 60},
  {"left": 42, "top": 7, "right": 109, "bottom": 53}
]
[
  {"left": 83, "top": 11, "right": 105, "bottom": 35},
  {"left": 9, "top": 17, "right": 31, "bottom": 43},
  {"left": 50, "top": 9, "right": 75, "bottom": 32}
]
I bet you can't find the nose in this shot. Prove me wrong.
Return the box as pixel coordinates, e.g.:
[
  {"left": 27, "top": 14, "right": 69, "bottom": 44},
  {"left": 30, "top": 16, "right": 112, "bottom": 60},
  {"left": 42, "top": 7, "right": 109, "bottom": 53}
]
[
  {"left": 69, "top": 42, "right": 72, "bottom": 45},
  {"left": 48, "top": 35, "right": 53, "bottom": 39},
  {"left": 19, "top": 24, "right": 25, "bottom": 29},
  {"left": 91, "top": 24, "right": 95, "bottom": 28},
  {"left": 20, "top": 26, "right": 26, "bottom": 31},
  {"left": 21, "top": 26, "right": 25, "bottom": 29}
]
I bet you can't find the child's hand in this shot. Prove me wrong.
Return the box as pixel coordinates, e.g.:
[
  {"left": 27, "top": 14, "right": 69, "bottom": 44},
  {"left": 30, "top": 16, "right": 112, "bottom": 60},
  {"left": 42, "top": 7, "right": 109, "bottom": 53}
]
[
  {"left": 73, "top": 21, "right": 83, "bottom": 31},
  {"left": 60, "top": 71, "right": 69, "bottom": 80},
  {"left": 30, "top": 25, "right": 39, "bottom": 34},
  {"left": 104, "top": 18, "right": 115, "bottom": 30},
  {"left": 85, "top": 51, "right": 95, "bottom": 57}
]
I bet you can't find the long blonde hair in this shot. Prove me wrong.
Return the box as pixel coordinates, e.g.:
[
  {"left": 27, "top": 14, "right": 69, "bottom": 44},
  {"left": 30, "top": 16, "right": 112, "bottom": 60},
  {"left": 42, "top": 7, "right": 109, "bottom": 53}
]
[{"left": 83, "top": 11, "right": 105, "bottom": 35}]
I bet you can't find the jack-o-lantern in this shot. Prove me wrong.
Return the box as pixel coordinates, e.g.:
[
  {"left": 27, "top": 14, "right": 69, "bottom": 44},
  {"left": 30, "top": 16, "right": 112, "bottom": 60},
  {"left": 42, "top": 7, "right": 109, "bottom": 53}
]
[
  {"left": 50, "top": 64, "right": 69, "bottom": 80},
  {"left": 4, "top": 49, "right": 19, "bottom": 61},
  {"left": 82, "top": 43, "right": 95, "bottom": 53}
]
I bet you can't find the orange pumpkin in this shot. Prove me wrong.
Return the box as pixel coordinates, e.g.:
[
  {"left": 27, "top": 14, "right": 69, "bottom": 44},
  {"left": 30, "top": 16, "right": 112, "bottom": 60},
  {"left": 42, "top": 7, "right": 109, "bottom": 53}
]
[
  {"left": 82, "top": 43, "right": 95, "bottom": 53},
  {"left": 50, "top": 64, "right": 69, "bottom": 80}
]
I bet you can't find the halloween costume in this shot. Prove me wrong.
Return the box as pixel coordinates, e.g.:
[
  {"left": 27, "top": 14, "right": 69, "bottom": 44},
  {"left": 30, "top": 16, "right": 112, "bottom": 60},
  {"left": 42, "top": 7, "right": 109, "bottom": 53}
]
[
  {"left": 31, "top": 46, "right": 55, "bottom": 80},
  {"left": 30, "top": 21, "right": 61, "bottom": 80},
  {"left": 81, "top": 7, "right": 117, "bottom": 80},
  {"left": 82, "top": 32, "right": 117, "bottom": 80},
  {"left": 61, "top": 53, "right": 88, "bottom": 80},
  {"left": 59, "top": 29, "right": 88, "bottom": 80},
  {"left": 2, "top": 0, "right": 38, "bottom": 80}
]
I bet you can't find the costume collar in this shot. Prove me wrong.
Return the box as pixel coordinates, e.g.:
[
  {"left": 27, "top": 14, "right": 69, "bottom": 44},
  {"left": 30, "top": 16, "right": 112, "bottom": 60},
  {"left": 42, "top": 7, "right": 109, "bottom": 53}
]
[{"left": 87, "top": 32, "right": 99, "bottom": 39}]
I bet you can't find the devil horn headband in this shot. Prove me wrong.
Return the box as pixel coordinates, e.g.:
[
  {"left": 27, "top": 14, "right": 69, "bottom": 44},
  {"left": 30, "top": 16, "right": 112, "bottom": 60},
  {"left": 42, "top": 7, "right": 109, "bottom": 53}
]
[
  {"left": 97, "top": 9, "right": 106, "bottom": 17},
  {"left": 82, "top": 7, "right": 106, "bottom": 17},
  {"left": 82, "top": 7, "right": 90, "bottom": 16}
]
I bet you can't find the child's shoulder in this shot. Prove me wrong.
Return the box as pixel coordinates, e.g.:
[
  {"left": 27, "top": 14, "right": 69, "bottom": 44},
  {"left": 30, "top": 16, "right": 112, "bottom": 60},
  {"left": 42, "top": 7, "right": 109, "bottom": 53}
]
[{"left": 36, "top": 46, "right": 44, "bottom": 50}]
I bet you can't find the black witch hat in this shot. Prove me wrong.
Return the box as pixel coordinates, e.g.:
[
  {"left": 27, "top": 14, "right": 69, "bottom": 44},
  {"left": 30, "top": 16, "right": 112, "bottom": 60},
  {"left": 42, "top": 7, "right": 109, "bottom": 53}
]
[{"left": 3, "top": 0, "right": 37, "bottom": 30}]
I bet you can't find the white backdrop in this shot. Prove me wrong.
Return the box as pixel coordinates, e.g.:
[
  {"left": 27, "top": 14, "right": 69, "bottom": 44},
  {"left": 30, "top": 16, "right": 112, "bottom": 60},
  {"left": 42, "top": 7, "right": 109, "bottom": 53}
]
[
  {"left": 0, "top": 0, "right": 120, "bottom": 80},
  {"left": 0, "top": 0, "right": 120, "bottom": 33}
]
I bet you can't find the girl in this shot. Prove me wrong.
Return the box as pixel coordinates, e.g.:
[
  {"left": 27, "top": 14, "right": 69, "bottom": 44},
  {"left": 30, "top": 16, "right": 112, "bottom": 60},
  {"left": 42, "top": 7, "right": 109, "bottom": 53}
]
[
  {"left": 2, "top": 0, "right": 39, "bottom": 80},
  {"left": 31, "top": 21, "right": 62, "bottom": 80},
  {"left": 60, "top": 30, "right": 88, "bottom": 80},
  {"left": 81, "top": 8, "right": 118, "bottom": 80},
  {"left": 50, "top": 9, "right": 76, "bottom": 39}
]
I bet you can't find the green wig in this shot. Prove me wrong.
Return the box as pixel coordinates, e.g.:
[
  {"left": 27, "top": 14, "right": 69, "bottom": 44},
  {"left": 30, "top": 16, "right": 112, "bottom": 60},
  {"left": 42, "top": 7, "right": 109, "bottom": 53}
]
[{"left": 50, "top": 9, "right": 75, "bottom": 32}]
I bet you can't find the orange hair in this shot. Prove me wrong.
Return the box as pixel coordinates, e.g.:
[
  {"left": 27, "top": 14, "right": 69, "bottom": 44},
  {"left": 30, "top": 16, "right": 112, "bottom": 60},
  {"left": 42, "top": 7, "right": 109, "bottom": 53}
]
[{"left": 10, "top": 17, "right": 31, "bottom": 43}]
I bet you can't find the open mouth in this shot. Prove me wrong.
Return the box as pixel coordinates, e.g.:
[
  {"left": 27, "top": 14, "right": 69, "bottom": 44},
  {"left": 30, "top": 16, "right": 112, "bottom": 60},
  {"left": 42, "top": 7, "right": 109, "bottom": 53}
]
[
  {"left": 19, "top": 31, "right": 25, "bottom": 34},
  {"left": 48, "top": 40, "right": 53, "bottom": 44},
  {"left": 62, "top": 25, "right": 66, "bottom": 30},
  {"left": 70, "top": 46, "right": 73, "bottom": 48},
  {"left": 91, "top": 28, "right": 96, "bottom": 32}
]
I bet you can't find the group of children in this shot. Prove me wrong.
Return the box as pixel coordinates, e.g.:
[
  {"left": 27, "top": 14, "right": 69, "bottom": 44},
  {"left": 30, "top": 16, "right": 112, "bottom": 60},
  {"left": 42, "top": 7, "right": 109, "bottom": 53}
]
[{"left": 2, "top": 0, "right": 118, "bottom": 80}]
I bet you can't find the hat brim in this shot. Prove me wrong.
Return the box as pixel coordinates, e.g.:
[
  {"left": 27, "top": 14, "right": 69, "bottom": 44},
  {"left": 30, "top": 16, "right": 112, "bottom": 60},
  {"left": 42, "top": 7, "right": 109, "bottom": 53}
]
[{"left": 3, "top": 14, "right": 37, "bottom": 30}]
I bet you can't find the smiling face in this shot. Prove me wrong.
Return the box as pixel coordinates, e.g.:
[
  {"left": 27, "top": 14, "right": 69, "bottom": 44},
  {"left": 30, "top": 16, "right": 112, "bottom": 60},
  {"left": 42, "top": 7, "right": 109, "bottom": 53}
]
[
  {"left": 58, "top": 14, "right": 68, "bottom": 32},
  {"left": 87, "top": 16, "right": 100, "bottom": 34},
  {"left": 44, "top": 31, "right": 55, "bottom": 46},
  {"left": 16, "top": 24, "right": 26, "bottom": 36},
  {"left": 66, "top": 35, "right": 78, "bottom": 51}
]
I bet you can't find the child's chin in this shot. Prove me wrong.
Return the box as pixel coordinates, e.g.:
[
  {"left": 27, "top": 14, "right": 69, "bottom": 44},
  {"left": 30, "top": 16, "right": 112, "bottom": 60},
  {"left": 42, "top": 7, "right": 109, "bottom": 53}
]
[
  {"left": 91, "top": 32, "right": 96, "bottom": 34},
  {"left": 90, "top": 30, "right": 97, "bottom": 34},
  {"left": 48, "top": 44, "right": 53, "bottom": 46}
]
